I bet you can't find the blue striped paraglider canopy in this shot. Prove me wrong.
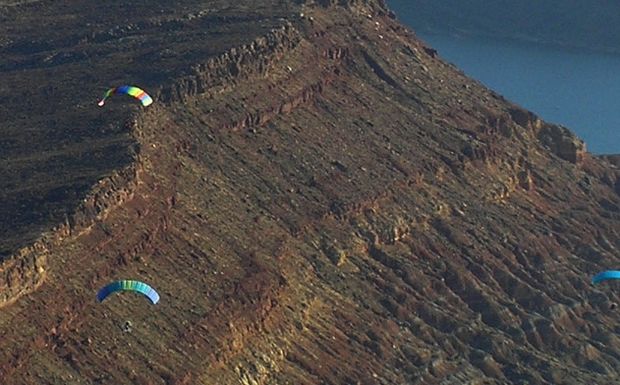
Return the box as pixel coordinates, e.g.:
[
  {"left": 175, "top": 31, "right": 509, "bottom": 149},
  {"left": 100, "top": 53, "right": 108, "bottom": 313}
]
[
  {"left": 592, "top": 271, "right": 620, "bottom": 285},
  {"left": 97, "top": 280, "right": 160, "bottom": 304}
]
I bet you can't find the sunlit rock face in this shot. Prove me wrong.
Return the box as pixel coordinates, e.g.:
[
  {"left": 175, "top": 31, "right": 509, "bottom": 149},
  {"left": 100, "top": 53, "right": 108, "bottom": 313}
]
[{"left": 0, "top": 1, "right": 619, "bottom": 384}]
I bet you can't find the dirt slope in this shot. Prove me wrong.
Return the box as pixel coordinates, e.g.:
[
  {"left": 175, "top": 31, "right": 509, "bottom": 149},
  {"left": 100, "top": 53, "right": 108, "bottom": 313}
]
[{"left": 1, "top": 1, "right": 620, "bottom": 384}]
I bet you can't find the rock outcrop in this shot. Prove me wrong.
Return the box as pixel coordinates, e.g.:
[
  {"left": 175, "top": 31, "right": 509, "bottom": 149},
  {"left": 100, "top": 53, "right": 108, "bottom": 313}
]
[
  {"left": 537, "top": 123, "right": 587, "bottom": 164},
  {"left": 0, "top": 1, "right": 619, "bottom": 384}
]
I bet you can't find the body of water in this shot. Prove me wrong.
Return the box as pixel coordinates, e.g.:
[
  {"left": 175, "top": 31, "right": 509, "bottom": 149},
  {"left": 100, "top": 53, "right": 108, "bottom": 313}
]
[{"left": 413, "top": 33, "right": 620, "bottom": 154}]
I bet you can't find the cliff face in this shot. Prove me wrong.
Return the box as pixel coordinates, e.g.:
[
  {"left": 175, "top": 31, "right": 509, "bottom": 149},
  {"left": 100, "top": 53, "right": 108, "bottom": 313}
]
[{"left": 1, "top": 1, "right": 620, "bottom": 384}]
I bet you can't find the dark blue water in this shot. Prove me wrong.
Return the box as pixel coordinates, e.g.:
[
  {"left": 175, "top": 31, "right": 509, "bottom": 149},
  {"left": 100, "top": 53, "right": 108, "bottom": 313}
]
[{"left": 413, "top": 33, "right": 620, "bottom": 154}]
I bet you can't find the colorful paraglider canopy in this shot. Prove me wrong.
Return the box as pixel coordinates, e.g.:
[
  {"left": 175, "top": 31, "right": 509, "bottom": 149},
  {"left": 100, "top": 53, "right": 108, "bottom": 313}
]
[
  {"left": 98, "top": 85, "right": 153, "bottom": 107},
  {"left": 592, "top": 270, "right": 620, "bottom": 284},
  {"left": 97, "top": 280, "right": 160, "bottom": 304}
]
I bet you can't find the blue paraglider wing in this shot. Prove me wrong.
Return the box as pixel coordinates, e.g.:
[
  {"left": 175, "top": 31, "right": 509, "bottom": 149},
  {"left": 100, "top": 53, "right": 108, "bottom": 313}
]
[
  {"left": 97, "top": 280, "right": 160, "bottom": 304},
  {"left": 592, "top": 270, "right": 620, "bottom": 285}
]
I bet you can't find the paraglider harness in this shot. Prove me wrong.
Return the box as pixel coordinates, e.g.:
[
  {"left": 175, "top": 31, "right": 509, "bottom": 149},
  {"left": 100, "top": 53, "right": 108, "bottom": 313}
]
[{"left": 122, "top": 320, "right": 133, "bottom": 333}]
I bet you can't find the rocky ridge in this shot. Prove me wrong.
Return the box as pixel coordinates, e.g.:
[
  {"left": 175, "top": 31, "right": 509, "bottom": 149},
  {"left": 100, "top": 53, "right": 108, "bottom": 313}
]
[{"left": 0, "top": 0, "right": 619, "bottom": 384}]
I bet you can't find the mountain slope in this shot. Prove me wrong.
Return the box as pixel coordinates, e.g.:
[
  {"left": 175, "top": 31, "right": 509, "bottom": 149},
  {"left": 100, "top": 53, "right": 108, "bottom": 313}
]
[{"left": 1, "top": 1, "right": 619, "bottom": 384}]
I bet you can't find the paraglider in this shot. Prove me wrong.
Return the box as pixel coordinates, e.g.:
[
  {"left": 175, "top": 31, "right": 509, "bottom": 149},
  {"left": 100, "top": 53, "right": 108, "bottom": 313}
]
[
  {"left": 98, "top": 85, "right": 153, "bottom": 107},
  {"left": 97, "top": 280, "right": 160, "bottom": 304},
  {"left": 122, "top": 321, "right": 133, "bottom": 333},
  {"left": 592, "top": 270, "right": 620, "bottom": 284}
]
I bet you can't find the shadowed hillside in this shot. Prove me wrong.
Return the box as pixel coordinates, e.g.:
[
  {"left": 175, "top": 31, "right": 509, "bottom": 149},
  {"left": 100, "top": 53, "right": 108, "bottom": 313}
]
[{"left": 1, "top": 0, "right": 620, "bottom": 384}]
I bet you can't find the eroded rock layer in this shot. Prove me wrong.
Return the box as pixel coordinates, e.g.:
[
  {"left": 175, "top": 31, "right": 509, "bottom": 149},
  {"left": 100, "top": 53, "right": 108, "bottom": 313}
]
[{"left": 1, "top": 1, "right": 619, "bottom": 384}]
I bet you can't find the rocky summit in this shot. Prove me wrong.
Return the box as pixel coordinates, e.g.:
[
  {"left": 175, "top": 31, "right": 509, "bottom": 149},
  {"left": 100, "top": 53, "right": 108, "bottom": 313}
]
[{"left": 0, "top": 1, "right": 619, "bottom": 384}]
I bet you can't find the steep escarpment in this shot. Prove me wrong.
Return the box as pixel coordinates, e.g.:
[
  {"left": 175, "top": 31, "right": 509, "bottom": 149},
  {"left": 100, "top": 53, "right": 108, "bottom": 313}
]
[
  {"left": 0, "top": 0, "right": 298, "bottom": 258},
  {"left": 1, "top": 1, "right": 620, "bottom": 384},
  {"left": 0, "top": 156, "right": 140, "bottom": 307},
  {"left": 0, "top": 0, "right": 301, "bottom": 303}
]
